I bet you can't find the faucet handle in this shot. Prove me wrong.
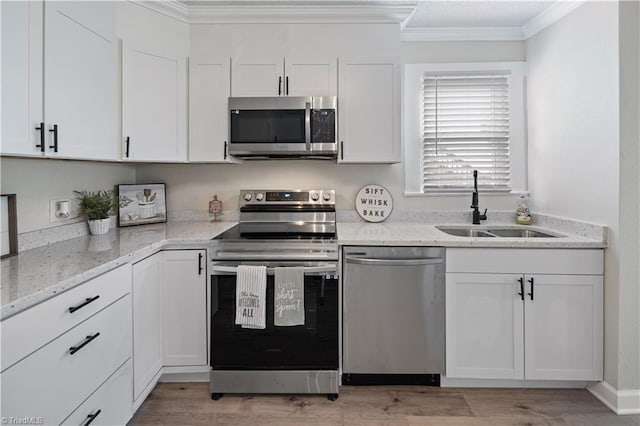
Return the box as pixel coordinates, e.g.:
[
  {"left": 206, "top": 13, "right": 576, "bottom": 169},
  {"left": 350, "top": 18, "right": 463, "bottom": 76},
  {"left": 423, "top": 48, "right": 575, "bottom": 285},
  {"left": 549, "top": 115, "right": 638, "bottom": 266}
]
[{"left": 481, "top": 208, "right": 488, "bottom": 220}]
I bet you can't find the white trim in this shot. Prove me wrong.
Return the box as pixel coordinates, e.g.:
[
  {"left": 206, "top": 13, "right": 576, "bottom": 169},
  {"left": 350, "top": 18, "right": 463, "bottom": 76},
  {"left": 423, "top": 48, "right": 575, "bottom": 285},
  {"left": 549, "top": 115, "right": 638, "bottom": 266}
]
[
  {"left": 442, "top": 377, "right": 590, "bottom": 389},
  {"left": 132, "top": 0, "right": 416, "bottom": 24},
  {"left": 588, "top": 381, "right": 640, "bottom": 415},
  {"left": 522, "top": 0, "right": 587, "bottom": 39},
  {"left": 401, "top": 27, "right": 525, "bottom": 42}
]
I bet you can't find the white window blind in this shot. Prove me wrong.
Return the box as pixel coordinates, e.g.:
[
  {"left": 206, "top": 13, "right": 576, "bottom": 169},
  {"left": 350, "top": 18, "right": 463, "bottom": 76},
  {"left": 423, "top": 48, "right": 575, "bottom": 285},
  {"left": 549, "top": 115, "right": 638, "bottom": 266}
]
[{"left": 422, "top": 73, "right": 511, "bottom": 191}]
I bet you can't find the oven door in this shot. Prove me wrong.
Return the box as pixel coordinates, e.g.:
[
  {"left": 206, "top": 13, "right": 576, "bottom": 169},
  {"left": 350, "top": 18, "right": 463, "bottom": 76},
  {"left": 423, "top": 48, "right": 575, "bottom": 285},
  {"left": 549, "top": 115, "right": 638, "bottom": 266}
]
[{"left": 210, "top": 262, "right": 338, "bottom": 370}]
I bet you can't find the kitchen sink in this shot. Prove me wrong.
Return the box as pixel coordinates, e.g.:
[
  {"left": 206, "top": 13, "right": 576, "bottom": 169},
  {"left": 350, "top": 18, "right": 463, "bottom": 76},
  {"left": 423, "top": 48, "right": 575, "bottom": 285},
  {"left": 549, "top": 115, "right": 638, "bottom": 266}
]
[
  {"left": 436, "top": 226, "right": 564, "bottom": 238},
  {"left": 437, "top": 228, "right": 496, "bottom": 238}
]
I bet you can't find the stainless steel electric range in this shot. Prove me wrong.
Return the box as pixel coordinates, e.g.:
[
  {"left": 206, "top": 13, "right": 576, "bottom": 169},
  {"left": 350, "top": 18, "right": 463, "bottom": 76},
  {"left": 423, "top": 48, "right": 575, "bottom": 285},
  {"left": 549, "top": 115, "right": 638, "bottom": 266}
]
[{"left": 209, "top": 189, "right": 339, "bottom": 401}]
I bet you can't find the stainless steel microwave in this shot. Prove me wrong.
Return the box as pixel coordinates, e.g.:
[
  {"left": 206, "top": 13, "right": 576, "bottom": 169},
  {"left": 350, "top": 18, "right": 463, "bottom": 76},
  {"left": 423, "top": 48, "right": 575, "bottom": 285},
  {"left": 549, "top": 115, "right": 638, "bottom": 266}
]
[{"left": 228, "top": 96, "right": 337, "bottom": 159}]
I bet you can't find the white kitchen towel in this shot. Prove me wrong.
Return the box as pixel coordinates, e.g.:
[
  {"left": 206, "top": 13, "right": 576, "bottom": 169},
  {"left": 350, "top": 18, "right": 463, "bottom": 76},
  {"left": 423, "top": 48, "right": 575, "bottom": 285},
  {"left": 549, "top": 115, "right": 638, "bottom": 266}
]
[
  {"left": 235, "top": 265, "right": 267, "bottom": 329},
  {"left": 274, "top": 267, "right": 305, "bottom": 326}
]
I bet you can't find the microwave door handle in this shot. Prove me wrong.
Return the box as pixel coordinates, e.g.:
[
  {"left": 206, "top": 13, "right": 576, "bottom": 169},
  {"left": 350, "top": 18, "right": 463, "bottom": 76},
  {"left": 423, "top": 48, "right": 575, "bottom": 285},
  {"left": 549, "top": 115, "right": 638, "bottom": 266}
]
[{"left": 305, "top": 101, "right": 311, "bottom": 151}]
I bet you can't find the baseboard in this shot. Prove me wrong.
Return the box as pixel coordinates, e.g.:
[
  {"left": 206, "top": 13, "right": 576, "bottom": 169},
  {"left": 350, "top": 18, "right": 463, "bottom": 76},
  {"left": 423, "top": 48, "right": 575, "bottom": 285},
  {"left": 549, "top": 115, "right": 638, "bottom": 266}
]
[
  {"left": 588, "top": 381, "right": 640, "bottom": 415},
  {"left": 441, "top": 376, "right": 588, "bottom": 388}
]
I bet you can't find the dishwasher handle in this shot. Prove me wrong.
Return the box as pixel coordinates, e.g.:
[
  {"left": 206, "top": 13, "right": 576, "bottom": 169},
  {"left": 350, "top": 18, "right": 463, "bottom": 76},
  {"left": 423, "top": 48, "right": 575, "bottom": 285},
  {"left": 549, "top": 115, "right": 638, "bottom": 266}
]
[{"left": 344, "top": 256, "right": 443, "bottom": 266}]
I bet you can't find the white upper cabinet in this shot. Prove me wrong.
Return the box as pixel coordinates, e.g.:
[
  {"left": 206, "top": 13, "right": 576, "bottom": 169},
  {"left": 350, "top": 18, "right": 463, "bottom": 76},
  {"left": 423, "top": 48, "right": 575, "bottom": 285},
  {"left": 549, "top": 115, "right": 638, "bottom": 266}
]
[
  {"left": 232, "top": 57, "right": 284, "bottom": 97},
  {"left": 1, "top": 0, "right": 43, "bottom": 157},
  {"left": 284, "top": 57, "right": 337, "bottom": 96},
  {"left": 44, "top": 1, "right": 118, "bottom": 160},
  {"left": 231, "top": 57, "right": 336, "bottom": 97},
  {"left": 338, "top": 57, "right": 401, "bottom": 163},
  {"left": 188, "top": 56, "right": 232, "bottom": 162},
  {"left": 1, "top": 1, "right": 118, "bottom": 160},
  {"left": 122, "top": 41, "right": 187, "bottom": 162}
]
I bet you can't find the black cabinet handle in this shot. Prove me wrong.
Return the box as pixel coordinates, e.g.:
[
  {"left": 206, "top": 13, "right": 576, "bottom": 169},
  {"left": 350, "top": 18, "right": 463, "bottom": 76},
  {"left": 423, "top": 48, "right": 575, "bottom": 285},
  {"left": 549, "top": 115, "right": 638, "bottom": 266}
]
[
  {"left": 35, "top": 123, "right": 45, "bottom": 152},
  {"left": 340, "top": 141, "right": 344, "bottom": 160},
  {"left": 83, "top": 409, "right": 102, "bottom": 426},
  {"left": 517, "top": 277, "right": 524, "bottom": 301},
  {"left": 278, "top": 76, "right": 282, "bottom": 96},
  {"left": 223, "top": 141, "right": 228, "bottom": 160},
  {"left": 125, "top": 136, "right": 130, "bottom": 158},
  {"left": 69, "top": 332, "right": 100, "bottom": 355},
  {"left": 286, "top": 76, "right": 289, "bottom": 95},
  {"left": 68, "top": 295, "right": 100, "bottom": 313},
  {"left": 527, "top": 277, "right": 534, "bottom": 301},
  {"left": 49, "top": 124, "right": 58, "bottom": 152},
  {"left": 198, "top": 253, "right": 203, "bottom": 275}
]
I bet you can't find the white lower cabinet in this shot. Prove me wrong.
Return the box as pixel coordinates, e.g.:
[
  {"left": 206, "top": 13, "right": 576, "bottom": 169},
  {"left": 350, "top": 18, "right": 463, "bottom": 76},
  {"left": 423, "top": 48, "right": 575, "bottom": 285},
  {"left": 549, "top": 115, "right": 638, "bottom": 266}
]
[
  {"left": 161, "top": 250, "right": 207, "bottom": 367},
  {"left": 62, "top": 359, "right": 133, "bottom": 426},
  {"left": 0, "top": 295, "right": 132, "bottom": 425},
  {"left": 445, "top": 249, "right": 604, "bottom": 382},
  {"left": 132, "top": 252, "right": 163, "bottom": 402}
]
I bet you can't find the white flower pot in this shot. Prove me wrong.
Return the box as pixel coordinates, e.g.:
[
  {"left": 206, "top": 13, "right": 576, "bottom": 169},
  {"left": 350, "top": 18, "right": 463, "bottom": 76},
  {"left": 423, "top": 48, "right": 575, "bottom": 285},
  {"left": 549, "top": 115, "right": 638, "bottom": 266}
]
[{"left": 88, "top": 218, "right": 111, "bottom": 235}]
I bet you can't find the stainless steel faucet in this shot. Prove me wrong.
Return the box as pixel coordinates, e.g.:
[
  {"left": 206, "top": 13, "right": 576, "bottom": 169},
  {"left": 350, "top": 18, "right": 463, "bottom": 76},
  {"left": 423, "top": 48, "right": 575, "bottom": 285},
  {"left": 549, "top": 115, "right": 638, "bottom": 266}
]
[{"left": 471, "top": 170, "right": 487, "bottom": 225}]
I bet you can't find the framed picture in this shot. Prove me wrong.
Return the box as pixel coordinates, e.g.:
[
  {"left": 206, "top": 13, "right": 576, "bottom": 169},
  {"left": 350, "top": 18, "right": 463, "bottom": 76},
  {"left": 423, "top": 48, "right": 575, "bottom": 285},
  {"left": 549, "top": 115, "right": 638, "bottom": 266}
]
[
  {"left": 1, "top": 194, "right": 18, "bottom": 258},
  {"left": 117, "top": 184, "right": 167, "bottom": 227}
]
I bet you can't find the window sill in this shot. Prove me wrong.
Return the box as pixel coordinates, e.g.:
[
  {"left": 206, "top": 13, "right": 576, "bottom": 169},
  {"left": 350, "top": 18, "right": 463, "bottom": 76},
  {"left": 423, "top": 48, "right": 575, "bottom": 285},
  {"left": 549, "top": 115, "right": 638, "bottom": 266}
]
[{"left": 405, "top": 190, "right": 528, "bottom": 197}]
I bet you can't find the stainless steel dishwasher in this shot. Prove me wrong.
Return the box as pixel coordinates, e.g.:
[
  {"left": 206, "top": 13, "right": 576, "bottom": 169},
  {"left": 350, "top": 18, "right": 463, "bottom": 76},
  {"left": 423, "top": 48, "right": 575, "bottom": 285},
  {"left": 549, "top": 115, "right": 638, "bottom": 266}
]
[{"left": 342, "top": 246, "right": 445, "bottom": 385}]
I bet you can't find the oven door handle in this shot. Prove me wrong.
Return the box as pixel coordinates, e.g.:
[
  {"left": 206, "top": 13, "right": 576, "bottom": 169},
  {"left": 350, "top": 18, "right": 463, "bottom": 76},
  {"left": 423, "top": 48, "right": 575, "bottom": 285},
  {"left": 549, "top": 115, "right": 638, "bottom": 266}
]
[
  {"left": 210, "top": 264, "right": 337, "bottom": 275},
  {"left": 213, "top": 252, "right": 335, "bottom": 260}
]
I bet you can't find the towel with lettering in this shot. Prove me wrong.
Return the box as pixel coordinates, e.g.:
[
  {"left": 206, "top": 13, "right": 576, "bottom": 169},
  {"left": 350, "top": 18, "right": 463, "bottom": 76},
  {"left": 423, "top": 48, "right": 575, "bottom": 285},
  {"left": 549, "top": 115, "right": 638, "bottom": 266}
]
[
  {"left": 274, "top": 267, "right": 305, "bottom": 326},
  {"left": 235, "top": 265, "right": 267, "bottom": 329}
]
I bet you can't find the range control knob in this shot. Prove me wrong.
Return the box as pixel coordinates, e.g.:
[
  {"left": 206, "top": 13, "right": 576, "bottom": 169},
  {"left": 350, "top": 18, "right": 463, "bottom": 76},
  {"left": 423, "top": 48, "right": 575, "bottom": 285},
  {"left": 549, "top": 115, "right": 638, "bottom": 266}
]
[
  {"left": 243, "top": 193, "right": 252, "bottom": 202},
  {"left": 310, "top": 192, "right": 320, "bottom": 202},
  {"left": 255, "top": 192, "right": 264, "bottom": 201},
  {"left": 322, "top": 192, "right": 333, "bottom": 202}
]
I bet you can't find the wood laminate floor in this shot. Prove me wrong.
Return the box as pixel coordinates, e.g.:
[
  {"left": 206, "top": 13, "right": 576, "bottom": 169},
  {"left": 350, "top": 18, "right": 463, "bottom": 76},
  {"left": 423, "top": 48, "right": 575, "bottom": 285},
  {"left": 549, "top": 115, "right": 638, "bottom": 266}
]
[{"left": 129, "top": 383, "right": 640, "bottom": 426}]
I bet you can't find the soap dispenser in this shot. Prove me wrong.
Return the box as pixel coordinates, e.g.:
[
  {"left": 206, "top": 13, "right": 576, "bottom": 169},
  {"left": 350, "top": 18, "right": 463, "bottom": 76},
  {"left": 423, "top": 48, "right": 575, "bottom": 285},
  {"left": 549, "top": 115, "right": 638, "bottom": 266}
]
[{"left": 515, "top": 193, "right": 532, "bottom": 225}]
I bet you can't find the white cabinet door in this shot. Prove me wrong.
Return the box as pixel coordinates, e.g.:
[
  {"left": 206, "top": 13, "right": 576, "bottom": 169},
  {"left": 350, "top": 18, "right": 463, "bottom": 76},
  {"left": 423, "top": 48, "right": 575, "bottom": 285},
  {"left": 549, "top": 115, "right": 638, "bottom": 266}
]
[
  {"left": 161, "top": 250, "right": 207, "bottom": 367},
  {"left": 189, "top": 56, "right": 231, "bottom": 162},
  {"left": 231, "top": 57, "right": 284, "bottom": 97},
  {"left": 132, "top": 253, "right": 163, "bottom": 401},
  {"left": 122, "top": 41, "right": 187, "bottom": 162},
  {"left": 524, "top": 274, "right": 603, "bottom": 381},
  {"left": 446, "top": 273, "right": 524, "bottom": 379},
  {"left": 1, "top": 0, "right": 44, "bottom": 157},
  {"left": 284, "top": 57, "right": 337, "bottom": 96},
  {"left": 44, "top": 1, "right": 118, "bottom": 160},
  {"left": 338, "top": 57, "right": 401, "bottom": 163}
]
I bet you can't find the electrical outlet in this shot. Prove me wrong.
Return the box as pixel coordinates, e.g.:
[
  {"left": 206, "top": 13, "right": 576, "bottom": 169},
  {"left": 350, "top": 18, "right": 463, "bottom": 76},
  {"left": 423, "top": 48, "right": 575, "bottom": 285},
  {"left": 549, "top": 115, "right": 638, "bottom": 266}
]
[{"left": 49, "top": 198, "right": 76, "bottom": 223}]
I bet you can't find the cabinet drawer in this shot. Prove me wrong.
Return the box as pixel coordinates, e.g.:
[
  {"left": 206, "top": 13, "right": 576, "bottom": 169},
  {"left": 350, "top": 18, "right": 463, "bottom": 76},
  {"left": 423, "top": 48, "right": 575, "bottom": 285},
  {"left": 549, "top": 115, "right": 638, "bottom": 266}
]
[
  {"left": 446, "top": 248, "right": 603, "bottom": 275},
  {"left": 62, "top": 359, "right": 133, "bottom": 426},
  {"left": 0, "top": 295, "right": 132, "bottom": 425},
  {"left": 1, "top": 264, "right": 132, "bottom": 371}
]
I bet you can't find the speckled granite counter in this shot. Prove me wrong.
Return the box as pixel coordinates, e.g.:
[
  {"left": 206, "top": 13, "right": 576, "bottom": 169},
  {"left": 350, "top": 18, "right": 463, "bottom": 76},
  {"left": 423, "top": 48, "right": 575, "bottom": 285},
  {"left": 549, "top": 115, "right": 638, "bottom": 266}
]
[
  {"left": 1, "top": 218, "right": 606, "bottom": 320},
  {"left": 0, "top": 221, "right": 236, "bottom": 320}
]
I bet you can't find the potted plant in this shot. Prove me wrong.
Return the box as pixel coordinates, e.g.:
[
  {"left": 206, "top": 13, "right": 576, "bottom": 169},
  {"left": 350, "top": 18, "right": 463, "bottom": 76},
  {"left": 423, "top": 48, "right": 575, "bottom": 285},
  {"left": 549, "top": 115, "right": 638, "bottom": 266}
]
[{"left": 74, "top": 190, "right": 118, "bottom": 235}]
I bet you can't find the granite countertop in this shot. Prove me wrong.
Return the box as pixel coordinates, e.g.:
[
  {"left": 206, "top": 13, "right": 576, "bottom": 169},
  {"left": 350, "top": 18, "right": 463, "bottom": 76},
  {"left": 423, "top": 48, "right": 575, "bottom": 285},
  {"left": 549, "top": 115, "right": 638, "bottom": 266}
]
[{"left": 1, "top": 218, "right": 606, "bottom": 320}]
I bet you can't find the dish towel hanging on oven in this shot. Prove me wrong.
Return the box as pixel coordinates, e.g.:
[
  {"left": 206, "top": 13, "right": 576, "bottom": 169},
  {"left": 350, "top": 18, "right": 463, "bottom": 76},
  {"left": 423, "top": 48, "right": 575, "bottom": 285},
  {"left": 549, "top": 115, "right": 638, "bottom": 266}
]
[
  {"left": 274, "top": 267, "right": 305, "bottom": 326},
  {"left": 235, "top": 265, "right": 267, "bottom": 329}
]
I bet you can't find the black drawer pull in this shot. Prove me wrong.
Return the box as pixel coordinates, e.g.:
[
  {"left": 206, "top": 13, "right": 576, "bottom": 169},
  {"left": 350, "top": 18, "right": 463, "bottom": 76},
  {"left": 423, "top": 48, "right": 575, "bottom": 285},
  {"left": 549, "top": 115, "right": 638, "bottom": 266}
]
[
  {"left": 83, "top": 409, "right": 102, "bottom": 426},
  {"left": 68, "top": 295, "right": 100, "bottom": 313},
  {"left": 527, "top": 277, "right": 534, "bottom": 301},
  {"left": 198, "top": 253, "right": 204, "bottom": 275},
  {"left": 69, "top": 332, "right": 100, "bottom": 355},
  {"left": 125, "top": 136, "right": 130, "bottom": 158}
]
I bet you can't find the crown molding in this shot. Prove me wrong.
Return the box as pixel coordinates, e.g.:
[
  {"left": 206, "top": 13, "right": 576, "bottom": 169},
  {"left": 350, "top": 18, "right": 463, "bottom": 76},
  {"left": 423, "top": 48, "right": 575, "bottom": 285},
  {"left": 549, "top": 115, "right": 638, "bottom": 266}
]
[
  {"left": 131, "top": 1, "right": 191, "bottom": 23},
  {"left": 401, "top": 26, "right": 525, "bottom": 42},
  {"left": 522, "top": 0, "right": 587, "bottom": 39},
  {"left": 132, "top": 0, "right": 416, "bottom": 24}
]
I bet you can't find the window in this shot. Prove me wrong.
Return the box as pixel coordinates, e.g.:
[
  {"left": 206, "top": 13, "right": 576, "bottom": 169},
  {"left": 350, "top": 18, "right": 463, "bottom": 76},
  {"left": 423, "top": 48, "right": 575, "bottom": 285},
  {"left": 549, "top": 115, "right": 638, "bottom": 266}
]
[
  {"left": 422, "top": 73, "right": 510, "bottom": 191},
  {"left": 404, "top": 63, "right": 527, "bottom": 195}
]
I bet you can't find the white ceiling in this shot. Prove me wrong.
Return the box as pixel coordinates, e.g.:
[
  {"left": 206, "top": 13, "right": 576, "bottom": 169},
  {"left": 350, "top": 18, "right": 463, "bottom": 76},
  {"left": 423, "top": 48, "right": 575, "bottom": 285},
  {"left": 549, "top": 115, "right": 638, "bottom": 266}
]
[{"left": 405, "top": 1, "right": 555, "bottom": 28}]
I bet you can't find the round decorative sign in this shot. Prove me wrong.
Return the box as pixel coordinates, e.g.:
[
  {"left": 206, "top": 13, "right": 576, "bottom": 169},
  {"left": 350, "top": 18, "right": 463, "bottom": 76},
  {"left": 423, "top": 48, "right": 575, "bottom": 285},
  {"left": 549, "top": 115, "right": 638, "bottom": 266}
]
[{"left": 355, "top": 184, "right": 393, "bottom": 223}]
